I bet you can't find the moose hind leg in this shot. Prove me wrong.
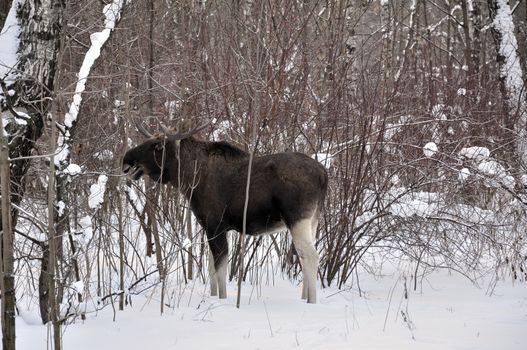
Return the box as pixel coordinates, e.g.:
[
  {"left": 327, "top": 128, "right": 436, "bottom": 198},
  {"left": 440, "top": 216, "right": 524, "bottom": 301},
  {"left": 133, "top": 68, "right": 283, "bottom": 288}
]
[
  {"left": 208, "top": 231, "right": 229, "bottom": 299},
  {"left": 291, "top": 217, "right": 319, "bottom": 304},
  {"left": 208, "top": 250, "right": 218, "bottom": 296}
]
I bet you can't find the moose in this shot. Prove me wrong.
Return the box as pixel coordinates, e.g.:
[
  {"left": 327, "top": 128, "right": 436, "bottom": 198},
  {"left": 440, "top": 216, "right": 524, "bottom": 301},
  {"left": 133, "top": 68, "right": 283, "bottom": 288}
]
[{"left": 122, "top": 122, "right": 328, "bottom": 303}]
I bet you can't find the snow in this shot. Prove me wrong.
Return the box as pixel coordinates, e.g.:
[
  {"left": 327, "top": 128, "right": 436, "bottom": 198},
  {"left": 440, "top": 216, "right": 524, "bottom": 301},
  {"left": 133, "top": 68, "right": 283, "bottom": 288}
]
[
  {"left": 459, "top": 146, "right": 490, "bottom": 162},
  {"left": 312, "top": 153, "right": 333, "bottom": 169},
  {"left": 431, "top": 104, "right": 447, "bottom": 121},
  {"left": 64, "top": 163, "right": 82, "bottom": 175},
  {"left": 459, "top": 167, "right": 471, "bottom": 181},
  {"left": 389, "top": 197, "right": 438, "bottom": 218},
  {"left": 212, "top": 119, "right": 233, "bottom": 139},
  {"left": 55, "top": 0, "right": 125, "bottom": 167},
  {"left": 0, "top": 0, "right": 21, "bottom": 82},
  {"left": 12, "top": 268, "right": 527, "bottom": 350},
  {"left": 477, "top": 160, "right": 516, "bottom": 189},
  {"left": 94, "top": 149, "right": 114, "bottom": 160},
  {"left": 182, "top": 238, "right": 192, "bottom": 249},
  {"left": 78, "top": 215, "right": 94, "bottom": 243},
  {"left": 70, "top": 281, "right": 85, "bottom": 294},
  {"left": 423, "top": 142, "right": 437, "bottom": 158},
  {"left": 457, "top": 88, "right": 466, "bottom": 96},
  {"left": 88, "top": 175, "right": 108, "bottom": 209},
  {"left": 114, "top": 99, "right": 125, "bottom": 107},
  {"left": 458, "top": 146, "right": 516, "bottom": 189},
  {"left": 56, "top": 201, "right": 65, "bottom": 216}
]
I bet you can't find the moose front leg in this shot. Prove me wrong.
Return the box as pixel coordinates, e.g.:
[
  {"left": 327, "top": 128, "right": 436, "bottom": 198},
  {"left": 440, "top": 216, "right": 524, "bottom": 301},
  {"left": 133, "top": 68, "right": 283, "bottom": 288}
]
[{"left": 207, "top": 231, "right": 229, "bottom": 299}]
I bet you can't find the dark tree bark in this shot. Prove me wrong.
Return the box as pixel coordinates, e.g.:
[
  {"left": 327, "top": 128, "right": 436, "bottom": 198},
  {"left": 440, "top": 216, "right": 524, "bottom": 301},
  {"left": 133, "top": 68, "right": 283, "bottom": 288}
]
[
  {"left": 0, "top": 0, "right": 13, "bottom": 28},
  {"left": 1, "top": 102, "right": 15, "bottom": 350},
  {"left": 0, "top": 0, "right": 65, "bottom": 325}
]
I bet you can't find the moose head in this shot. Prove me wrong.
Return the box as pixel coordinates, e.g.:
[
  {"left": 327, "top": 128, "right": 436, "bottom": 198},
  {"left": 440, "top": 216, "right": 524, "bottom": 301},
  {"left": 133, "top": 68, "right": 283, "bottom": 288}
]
[{"left": 122, "top": 121, "right": 208, "bottom": 184}]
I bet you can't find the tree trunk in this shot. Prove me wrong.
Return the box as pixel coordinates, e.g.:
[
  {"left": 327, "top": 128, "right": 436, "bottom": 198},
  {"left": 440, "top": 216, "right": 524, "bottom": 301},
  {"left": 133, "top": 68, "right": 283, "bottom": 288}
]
[
  {"left": 0, "top": 0, "right": 65, "bottom": 326},
  {"left": 47, "top": 103, "right": 61, "bottom": 350},
  {"left": 461, "top": 0, "right": 475, "bottom": 91},
  {"left": 488, "top": 0, "right": 527, "bottom": 167},
  {"left": 1, "top": 108, "right": 16, "bottom": 350},
  {"left": 0, "top": 0, "right": 13, "bottom": 28}
]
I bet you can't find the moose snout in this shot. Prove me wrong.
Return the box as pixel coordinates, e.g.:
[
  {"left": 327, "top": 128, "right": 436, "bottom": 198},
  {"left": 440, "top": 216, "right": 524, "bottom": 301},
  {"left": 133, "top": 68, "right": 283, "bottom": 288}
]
[
  {"left": 122, "top": 163, "right": 132, "bottom": 174},
  {"left": 122, "top": 161, "right": 145, "bottom": 180}
]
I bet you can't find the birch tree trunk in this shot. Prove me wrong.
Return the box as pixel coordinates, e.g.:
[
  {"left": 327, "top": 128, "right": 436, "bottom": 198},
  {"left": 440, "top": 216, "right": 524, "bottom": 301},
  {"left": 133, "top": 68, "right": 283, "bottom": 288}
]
[
  {"left": 488, "top": 0, "right": 527, "bottom": 168},
  {"left": 0, "top": 0, "right": 65, "bottom": 326},
  {"left": 1, "top": 0, "right": 64, "bottom": 225},
  {"left": 52, "top": 0, "right": 125, "bottom": 317}
]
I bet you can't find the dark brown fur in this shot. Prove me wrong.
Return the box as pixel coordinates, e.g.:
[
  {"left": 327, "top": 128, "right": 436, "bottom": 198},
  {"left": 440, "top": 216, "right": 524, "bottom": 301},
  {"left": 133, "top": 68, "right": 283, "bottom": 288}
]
[{"left": 123, "top": 134, "right": 328, "bottom": 301}]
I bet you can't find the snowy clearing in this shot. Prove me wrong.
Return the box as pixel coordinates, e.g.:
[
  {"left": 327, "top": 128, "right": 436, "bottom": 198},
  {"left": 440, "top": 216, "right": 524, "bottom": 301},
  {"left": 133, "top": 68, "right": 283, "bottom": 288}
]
[{"left": 15, "top": 268, "right": 526, "bottom": 350}]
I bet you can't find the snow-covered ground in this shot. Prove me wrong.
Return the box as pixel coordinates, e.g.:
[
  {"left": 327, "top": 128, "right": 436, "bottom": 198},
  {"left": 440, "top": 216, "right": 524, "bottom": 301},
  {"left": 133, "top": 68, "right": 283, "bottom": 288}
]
[{"left": 15, "top": 267, "right": 526, "bottom": 349}]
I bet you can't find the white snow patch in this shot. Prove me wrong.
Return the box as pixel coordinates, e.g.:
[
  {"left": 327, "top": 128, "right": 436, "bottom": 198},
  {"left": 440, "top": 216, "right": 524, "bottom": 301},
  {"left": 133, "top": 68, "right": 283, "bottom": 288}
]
[
  {"left": 0, "top": 0, "right": 22, "bottom": 82},
  {"left": 459, "top": 167, "right": 471, "bottom": 181},
  {"left": 423, "top": 142, "right": 438, "bottom": 158},
  {"left": 17, "top": 308, "right": 42, "bottom": 326},
  {"left": 89, "top": 175, "right": 108, "bottom": 209},
  {"left": 312, "top": 153, "right": 333, "bottom": 169},
  {"left": 457, "top": 88, "right": 467, "bottom": 96},
  {"left": 70, "top": 281, "right": 85, "bottom": 294},
  {"left": 64, "top": 163, "right": 82, "bottom": 176},
  {"left": 391, "top": 174, "right": 400, "bottom": 185},
  {"left": 459, "top": 146, "right": 490, "bottom": 162},
  {"left": 431, "top": 104, "right": 447, "bottom": 120},
  {"left": 477, "top": 160, "right": 516, "bottom": 189},
  {"left": 212, "top": 119, "right": 232, "bottom": 139},
  {"left": 57, "top": 201, "right": 66, "bottom": 217},
  {"left": 78, "top": 215, "right": 94, "bottom": 243},
  {"left": 114, "top": 99, "right": 125, "bottom": 108},
  {"left": 14, "top": 113, "right": 28, "bottom": 125},
  {"left": 94, "top": 150, "right": 114, "bottom": 161},
  {"left": 390, "top": 198, "right": 438, "bottom": 218}
]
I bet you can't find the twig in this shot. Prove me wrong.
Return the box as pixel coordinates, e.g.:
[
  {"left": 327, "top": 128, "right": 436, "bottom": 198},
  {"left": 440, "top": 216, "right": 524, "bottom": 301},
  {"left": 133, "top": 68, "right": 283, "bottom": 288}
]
[
  {"left": 236, "top": 114, "right": 259, "bottom": 308},
  {"left": 0, "top": 79, "right": 30, "bottom": 121}
]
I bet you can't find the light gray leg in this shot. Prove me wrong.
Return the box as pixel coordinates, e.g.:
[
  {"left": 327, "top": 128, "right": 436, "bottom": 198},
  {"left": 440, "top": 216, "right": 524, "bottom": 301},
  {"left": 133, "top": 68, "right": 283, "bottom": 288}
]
[
  {"left": 216, "top": 255, "right": 228, "bottom": 299},
  {"left": 209, "top": 250, "right": 218, "bottom": 296},
  {"left": 291, "top": 217, "right": 319, "bottom": 304}
]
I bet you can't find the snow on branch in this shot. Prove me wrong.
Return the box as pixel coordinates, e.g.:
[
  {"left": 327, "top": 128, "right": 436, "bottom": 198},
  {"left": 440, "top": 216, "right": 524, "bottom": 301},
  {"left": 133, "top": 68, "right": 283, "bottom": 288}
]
[
  {"left": 0, "top": 0, "right": 22, "bottom": 83},
  {"left": 55, "top": 0, "right": 127, "bottom": 167}
]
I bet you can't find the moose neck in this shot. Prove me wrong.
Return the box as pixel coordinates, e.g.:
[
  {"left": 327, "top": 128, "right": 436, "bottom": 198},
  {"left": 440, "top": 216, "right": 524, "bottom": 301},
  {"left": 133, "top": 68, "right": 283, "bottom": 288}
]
[{"left": 173, "top": 137, "right": 208, "bottom": 200}]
